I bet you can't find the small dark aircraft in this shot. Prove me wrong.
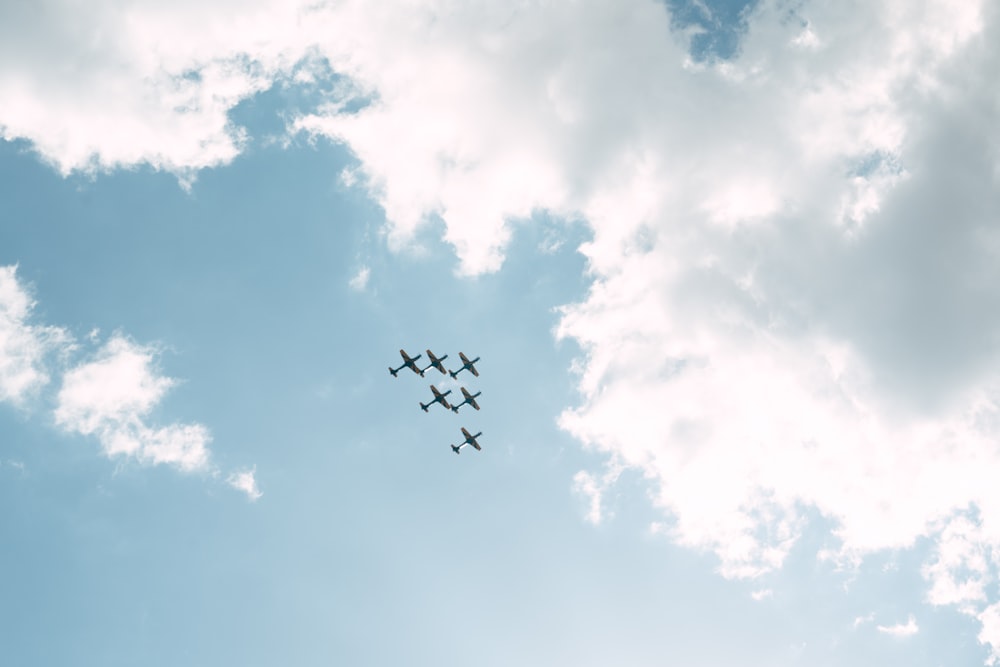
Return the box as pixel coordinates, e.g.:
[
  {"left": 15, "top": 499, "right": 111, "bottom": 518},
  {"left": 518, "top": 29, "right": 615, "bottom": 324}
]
[
  {"left": 451, "top": 427, "right": 483, "bottom": 454},
  {"left": 450, "top": 387, "right": 482, "bottom": 413},
  {"left": 389, "top": 349, "right": 423, "bottom": 377},
  {"left": 420, "top": 385, "right": 452, "bottom": 412},
  {"left": 449, "top": 352, "right": 480, "bottom": 379},
  {"left": 419, "top": 349, "right": 449, "bottom": 376}
]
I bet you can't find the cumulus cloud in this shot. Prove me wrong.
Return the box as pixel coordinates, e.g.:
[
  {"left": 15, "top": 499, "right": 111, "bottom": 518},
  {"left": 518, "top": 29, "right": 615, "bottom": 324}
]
[
  {"left": 55, "top": 335, "right": 211, "bottom": 471},
  {"left": 1, "top": 266, "right": 256, "bottom": 494},
  {"left": 227, "top": 467, "right": 263, "bottom": 501},
  {"left": 0, "top": 0, "right": 328, "bottom": 178},
  {"left": 0, "top": 266, "right": 70, "bottom": 404},
  {"left": 980, "top": 604, "right": 1000, "bottom": 665},
  {"left": 5, "top": 0, "right": 1000, "bottom": 656},
  {"left": 295, "top": 0, "right": 1000, "bottom": 652}
]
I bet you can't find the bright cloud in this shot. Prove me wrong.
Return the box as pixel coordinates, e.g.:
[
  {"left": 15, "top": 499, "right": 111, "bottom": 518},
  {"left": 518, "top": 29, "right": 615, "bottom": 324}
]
[
  {"left": 1, "top": 267, "right": 244, "bottom": 484},
  {"left": 56, "top": 335, "right": 211, "bottom": 471},
  {"left": 4, "top": 0, "right": 1000, "bottom": 658},
  {"left": 0, "top": 0, "right": 327, "bottom": 178},
  {"left": 227, "top": 467, "right": 263, "bottom": 501},
  {"left": 0, "top": 266, "right": 69, "bottom": 404}
]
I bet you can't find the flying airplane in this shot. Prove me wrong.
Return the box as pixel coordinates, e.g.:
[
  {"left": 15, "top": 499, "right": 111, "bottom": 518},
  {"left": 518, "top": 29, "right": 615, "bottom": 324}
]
[
  {"left": 420, "top": 385, "right": 452, "bottom": 412},
  {"left": 451, "top": 427, "right": 483, "bottom": 454},
  {"left": 448, "top": 352, "right": 480, "bottom": 379},
  {"left": 450, "top": 387, "right": 482, "bottom": 413},
  {"left": 419, "top": 349, "right": 449, "bottom": 376},
  {"left": 389, "top": 349, "right": 423, "bottom": 377}
]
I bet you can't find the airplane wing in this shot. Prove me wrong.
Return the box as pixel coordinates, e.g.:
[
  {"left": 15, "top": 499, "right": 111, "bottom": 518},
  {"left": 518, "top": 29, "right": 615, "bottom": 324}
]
[
  {"left": 459, "top": 352, "right": 470, "bottom": 365},
  {"left": 461, "top": 387, "right": 472, "bottom": 399},
  {"left": 470, "top": 440, "right": 481, "bottom": 451},
  {"left": 468, "top": 397, "right": 480, "bottom": 410},
  {"left": 461, "top": 427, "right": 472, "bottom": 439},
  {"left": 469, "top": 363, "right": 479, "bottom": 377},
  {"left": 431, "top": 385, "right": 443, "bottom": 398}
]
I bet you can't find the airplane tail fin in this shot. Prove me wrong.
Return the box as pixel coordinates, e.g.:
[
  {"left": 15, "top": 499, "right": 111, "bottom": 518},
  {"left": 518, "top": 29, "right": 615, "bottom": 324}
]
[
  {"left": 451, "top": 445, "right": 460, "bottom": 454},
  {"left": 389, "top": 367, "right": 397, "bottom": 376},
  {"left": 420, "top": 403, "right": 429, "bottom": 412},
  {"left": 451, "top": 405, "right": 459, "bottom": 413}
]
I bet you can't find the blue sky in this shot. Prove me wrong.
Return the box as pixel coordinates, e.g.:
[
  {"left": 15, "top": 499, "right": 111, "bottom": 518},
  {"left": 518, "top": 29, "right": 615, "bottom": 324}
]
[{"left": 2, "top": 0, "right": 999, "bottom": 664}]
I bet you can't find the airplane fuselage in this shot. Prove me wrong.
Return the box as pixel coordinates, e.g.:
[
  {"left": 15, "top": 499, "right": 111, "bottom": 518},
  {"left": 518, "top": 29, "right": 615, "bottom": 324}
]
[
  {"left": 420, "top": 387, "right": 452, "bottom": 412},
  {"left": 449, "top": 357, "right": 481, "bottom": 379},
  {"left": 389, "top": 350, "right": 423, "bottom": 377},
  {"left": 420, "top": 350, "right": 449, "bottom": 376},
  {"left": 450, "top": 391, "right": 482, "bottom": 413}
]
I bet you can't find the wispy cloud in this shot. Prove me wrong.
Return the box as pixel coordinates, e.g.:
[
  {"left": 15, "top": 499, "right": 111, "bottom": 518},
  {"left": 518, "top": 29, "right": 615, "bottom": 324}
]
[
  {"left": 853, "top": 613, "right": 875, "bottom": 629},
  {"left": 348, "top": 266, "right": 370, "bottom": 291},
  {"left": 877, "top": 615, "right": 919, "bottom": 638},
  {"left": 227, "top": 467, "right": 263, "bottom": 501},
  {"left": 572, "top": 464, "right": 622, "bottom": 525}
]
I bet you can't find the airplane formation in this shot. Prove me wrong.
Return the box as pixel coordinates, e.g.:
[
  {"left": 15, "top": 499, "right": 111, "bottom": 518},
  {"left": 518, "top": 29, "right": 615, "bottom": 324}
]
[{"left": 389, "top": 349, "right": 484, "bottom": 455}]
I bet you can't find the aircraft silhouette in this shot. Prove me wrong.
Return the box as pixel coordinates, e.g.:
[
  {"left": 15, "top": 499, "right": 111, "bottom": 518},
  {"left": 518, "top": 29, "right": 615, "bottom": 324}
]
[
  {"left": 449, "top": 352, "right": 480, "bottom": 379},
  {"left": 420, "top": 385, "right": 452, "bottom": 412},
  {"left": 389, "top": 349, "right": 423, "bottom": 377},
  {"left": 451, "top": 427, "right": 483, "bottom": 454},
  {"left": 419, "top": 349, "right": 449, "bottom": 375},
  {"left": 450, "top": 387, "right": 482, "bottom": 413}
]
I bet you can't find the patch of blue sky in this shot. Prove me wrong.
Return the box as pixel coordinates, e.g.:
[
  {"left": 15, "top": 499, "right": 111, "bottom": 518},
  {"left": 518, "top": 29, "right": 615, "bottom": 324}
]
[
  {"left": 664, "top": 0, "right": 760, "bottom": 61},
  {"left": 226, "top": 54, "right": 375, "bottom": 149}
]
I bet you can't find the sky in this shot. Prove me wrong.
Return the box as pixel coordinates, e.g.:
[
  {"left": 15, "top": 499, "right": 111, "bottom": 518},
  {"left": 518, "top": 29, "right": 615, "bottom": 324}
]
[{"left": 1, "top": 0, "right": 999, "bottom": 664}]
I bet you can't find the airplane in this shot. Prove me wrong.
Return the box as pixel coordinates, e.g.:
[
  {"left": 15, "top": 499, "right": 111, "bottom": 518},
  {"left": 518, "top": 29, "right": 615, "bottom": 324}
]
[
  {"left": 389, "top": 349, "right": 423, "bottom": 377},
  {"left": 420, "top": 385, "right": 452, "bottom": 412},
  {"left": 451, "top": 427, "right": 483, "bottom": 454},
  {"left": 448, "top": 352, "right": 481, "bottom": 379},
  {"left": 419, "top": 349, "right": 449, "bottom": 376},
  {"left": 450, "top": 387, "right": 482, "bottom": 413}
]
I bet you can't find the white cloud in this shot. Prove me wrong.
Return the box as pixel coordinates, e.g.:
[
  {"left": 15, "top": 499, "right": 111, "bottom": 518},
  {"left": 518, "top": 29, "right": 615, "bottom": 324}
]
[
  {"left": 0, "top": 265, "right": 70, "bottom": 404},
  {"left": 980, "top": 604, "right": 1000, "bottom": 665},
  {"left": 348, "top": 266, "right": 370, "bottom": 291},
  {"left": 5, "top": 0, "right": 1000, "bottom": 655},
  {"left": 0, "top": 0, "right": 328, "bottom": 178},
  {"left": 853, "top": 613, "right": 875, "bottom": 629},
  {"left": 750, "top": 588, "right": 773, "bottom": 601},
  {"left": 290, "top": 0, "right": 1000, "bottom": 651},
  {"left": 1, "top": 266, "right": 255, "bottom": 494},
  {"left": 227, "top": 467, "right": 262, "bottom": 501},
  {"left": 56, "top": 335, "right": 210, "bottom": 472},
  {"left": 877, "top": 615, "right": 919, "bottom": 638},
  {"left": 923, "top": 513, "right": 994, "bottom": 611}
]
